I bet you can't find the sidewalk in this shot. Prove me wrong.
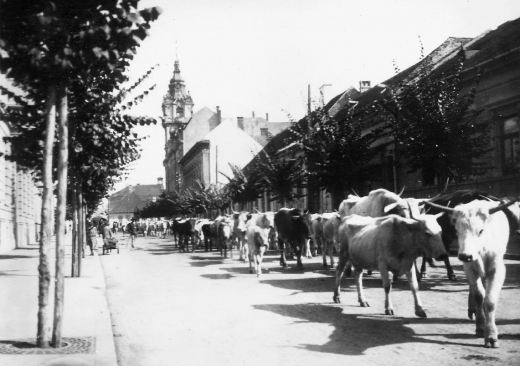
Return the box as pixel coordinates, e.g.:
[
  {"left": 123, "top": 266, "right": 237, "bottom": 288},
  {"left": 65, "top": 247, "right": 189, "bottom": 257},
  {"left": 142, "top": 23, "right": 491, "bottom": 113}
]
[{"left": 0, "top": 236, "right": 118, "bottom": 366}]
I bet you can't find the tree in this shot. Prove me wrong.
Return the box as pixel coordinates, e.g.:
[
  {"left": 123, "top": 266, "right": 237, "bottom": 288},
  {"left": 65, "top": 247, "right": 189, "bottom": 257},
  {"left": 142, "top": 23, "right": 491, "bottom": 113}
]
[
  {"left": 376, "top": 50, "right": 489, "bottom": 190},
  {"left": 255, "top": 151, "right": 304, "bottom": 206},
  {"left": 0, "top": 0, "right": 162, "bottom": 348},
  {"left": 221, "top": 163, "right": 264, "bottom": 209},
  {"left": 299, "top": 108, "right": 382, "bottom": 207}
]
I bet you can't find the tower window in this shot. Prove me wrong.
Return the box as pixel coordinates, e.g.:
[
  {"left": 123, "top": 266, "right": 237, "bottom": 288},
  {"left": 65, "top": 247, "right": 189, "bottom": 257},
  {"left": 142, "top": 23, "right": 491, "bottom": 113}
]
[{"left": 260, "top": 128, "right": 268, "bottom": 137}]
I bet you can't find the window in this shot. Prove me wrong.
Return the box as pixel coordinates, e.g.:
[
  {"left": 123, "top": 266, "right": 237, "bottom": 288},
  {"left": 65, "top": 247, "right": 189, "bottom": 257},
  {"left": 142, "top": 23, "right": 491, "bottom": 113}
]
[
  {"left": 260, "top": 128, "right": 268, "bottom": 137},
  {"left": 502, "top": 116, "right": 519, "bottom": 175}
]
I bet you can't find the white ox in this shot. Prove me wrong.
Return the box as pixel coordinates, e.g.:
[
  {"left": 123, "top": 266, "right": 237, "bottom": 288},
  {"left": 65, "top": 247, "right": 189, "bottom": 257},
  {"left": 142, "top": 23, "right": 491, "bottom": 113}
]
[
  {"left": 425, "top": 199, "right": 518, "bottom": 348},
  {"left": 245, "top": 212, "right": 275, "bottom": 277},
  {"left": 335, "top": 189, "right": 421, "bottom": 274},
  {"left": 333, "top": 213, "right": 446, "bottom": 318}
]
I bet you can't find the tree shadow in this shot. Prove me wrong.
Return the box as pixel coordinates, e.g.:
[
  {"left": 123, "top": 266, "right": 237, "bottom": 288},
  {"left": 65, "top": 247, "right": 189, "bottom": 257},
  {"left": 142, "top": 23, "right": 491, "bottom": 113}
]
[
  {"left": 253, "top": 303, "right": 482, "bottom": 355},
  {"left": 0, "top": 255, "right": 34, "bottom": 260}
]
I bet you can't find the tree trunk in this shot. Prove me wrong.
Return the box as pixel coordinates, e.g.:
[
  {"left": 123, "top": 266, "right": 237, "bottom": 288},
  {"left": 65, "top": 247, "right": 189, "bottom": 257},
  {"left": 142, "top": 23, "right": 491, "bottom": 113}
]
[
  {"left": 37, "top": 83, "right": 56, "bottom": 349},
  {"left": 78, "top": 183, "right": 84, "bottom": 271},
  {"left": 71, "top": 183, "right": 77, "bottom": 277},
  {"left": 52, "top": 84, "right": 68, "bottom": 348}
]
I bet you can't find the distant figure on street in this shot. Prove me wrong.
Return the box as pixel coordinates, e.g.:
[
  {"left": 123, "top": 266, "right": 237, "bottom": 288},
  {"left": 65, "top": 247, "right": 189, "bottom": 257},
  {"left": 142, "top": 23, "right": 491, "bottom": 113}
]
[
  {"left": 126, "top": 217, "right": 138, "bottom": 250},
  {"left": 112, "top": 221, "right": 119, "bottom": 235},
  {"left": 87, "top": 221, "right": 98, "bottom": 255},
  {"left": 102, "top": 220, "right": 113, "bottom": 251}
]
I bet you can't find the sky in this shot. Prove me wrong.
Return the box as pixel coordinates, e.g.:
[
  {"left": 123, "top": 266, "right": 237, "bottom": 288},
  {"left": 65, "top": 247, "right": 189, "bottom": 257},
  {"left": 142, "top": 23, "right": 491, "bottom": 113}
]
[{"left": 113, "top": 0, "right": 520, "bottom": 193}]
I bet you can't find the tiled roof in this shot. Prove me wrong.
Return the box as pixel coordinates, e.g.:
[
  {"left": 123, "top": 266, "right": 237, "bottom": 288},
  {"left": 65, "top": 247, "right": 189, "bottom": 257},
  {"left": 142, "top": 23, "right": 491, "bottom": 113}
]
[{"left": 109, "top": 192, "right": 147, "bottom": 215}]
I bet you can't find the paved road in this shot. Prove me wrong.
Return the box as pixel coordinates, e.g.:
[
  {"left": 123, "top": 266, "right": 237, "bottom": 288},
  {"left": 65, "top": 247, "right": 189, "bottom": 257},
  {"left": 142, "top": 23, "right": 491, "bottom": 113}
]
[{"left": 100, "top": 234, "right": 520, "bottom": 366}]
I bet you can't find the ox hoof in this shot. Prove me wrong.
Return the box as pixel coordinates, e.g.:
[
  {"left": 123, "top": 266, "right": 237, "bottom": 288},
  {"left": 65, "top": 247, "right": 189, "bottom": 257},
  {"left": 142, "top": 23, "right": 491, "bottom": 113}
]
[
  {"left": 359, "top": 301, "right": 370, "bottom": 308},
  {"left": 415, "top": 309, "right": 427, "bottom": 318},
  {"left": 333, "top": 295, "right": 341, "bottom": 304},
  {"left": 249, "top": 270, "right": 253, "bottom": 274},
  {"left": 322, "top": 263, "right": 329, "bottom": 268},
  {"left": 385, "top": 309, "right": 394, "bottom": 316},
  {"left": 448, "top": 274, "right": 457, "bottom": 281},
  {"left": 475, "top": 328, "right": 485, "bottom": 338},
  {"left": 468, "top": 309, "right": 476, "bottom": 320},
  {"left": 485, "top": 337, "right": 499, "bottom": 348}
]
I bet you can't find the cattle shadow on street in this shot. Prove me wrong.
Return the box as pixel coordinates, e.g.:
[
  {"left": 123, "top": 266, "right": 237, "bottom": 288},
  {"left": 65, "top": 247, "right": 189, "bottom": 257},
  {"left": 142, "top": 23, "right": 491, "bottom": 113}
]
[
  {"left": 200, "top": 273, "right": 235, "bottom": 280},
  {"left": 189, "top": 259, "right": 225, "bottom": 268},
  {"left": 253, "top": 303, "right": 481, "bottom": 355}
]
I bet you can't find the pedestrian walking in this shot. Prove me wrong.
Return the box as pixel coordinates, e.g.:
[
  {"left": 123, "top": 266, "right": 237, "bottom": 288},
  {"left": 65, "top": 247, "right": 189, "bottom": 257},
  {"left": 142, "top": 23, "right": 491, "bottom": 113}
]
[
  {"left": 126, "top": 217, "right": 138, "bottom": 249},
  {"left": 86, "top": 221, "right": 98, "bottom": 255},
  {"left": 102, "top": 220, "right": 114, "bottom": 251}
]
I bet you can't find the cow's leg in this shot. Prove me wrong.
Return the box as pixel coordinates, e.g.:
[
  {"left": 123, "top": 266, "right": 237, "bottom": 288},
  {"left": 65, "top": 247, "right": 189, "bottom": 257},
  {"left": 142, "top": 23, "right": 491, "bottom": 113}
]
[
  {"left": 279, "top": 237, "right": 288, "bottom": 267},
  {"left": 329, "top": 239, "right": 337, "bottom": 269},
  {"left": 295, "top": 243, "right": 303, "bottom": 268},
  {"left": 405, "top": 266, "right": 427, "bottom": 318},
  {"left": 242, "top": 239, "right": 249, "bottom": 262},
  {"left": 444, "top": 256, "right": 456, "bottom": 281},
  {"left": 248, "top": 245, "right": 254, "bottom": 274},
  {"left": 483, "top": 259, "right": 505, "bottom": 348},
  {"left": 354, "top": 266, "right": 369, "bottom": 307},
  {"left": 464, "top": 262, "right": 486, "bottom": 337},
  {"left": 191, "top": 235, "right": 196, "bottom": 252},
  {"left": 321, "top": 238, "right": 329, "bottom": 267},
  {"left": 333, "top": 245, "right": 349, "bottom": 304},
  {"left": 256, "top": 245, "right": 267, "bottom": 278},
  {"left": 379, "top": 263, "right": 394, "bottom": 316},
  {"left": 304, "top": 238, "right": 312, "bottom": 259}
]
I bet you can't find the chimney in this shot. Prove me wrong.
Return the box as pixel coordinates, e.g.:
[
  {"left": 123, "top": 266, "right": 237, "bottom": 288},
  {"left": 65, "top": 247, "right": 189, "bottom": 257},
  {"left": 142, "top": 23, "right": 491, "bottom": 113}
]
[
  {"left": 157, "top": 177, "right": 164, "bottom": 188},
  {"left": 266, "top": 113, "right": 269, "bottom": 121},
  {"left": 359, "top": 81, "right": 371, "bottom": 93},
  {"left": 237, "top": 117, "right": 244, "bottom": 130},
  {"left": 216, "top": 106, "right": 221, "bottom": 126},
  {"left": 252, "top": 111, "right": 255, "bottom": 118}
]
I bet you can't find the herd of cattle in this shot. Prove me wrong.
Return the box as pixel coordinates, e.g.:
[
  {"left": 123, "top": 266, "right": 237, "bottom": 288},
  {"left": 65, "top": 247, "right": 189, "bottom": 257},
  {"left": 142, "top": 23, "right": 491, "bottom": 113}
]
[{"left": 167, "top": 188, "right": 520, "bottom": 349}]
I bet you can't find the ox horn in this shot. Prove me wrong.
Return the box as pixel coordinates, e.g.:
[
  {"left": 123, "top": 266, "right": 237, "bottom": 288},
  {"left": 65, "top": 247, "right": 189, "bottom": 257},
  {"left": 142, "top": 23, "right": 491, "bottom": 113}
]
[
  {"left": 441, "top": 178, "right": 449, "bottom": 195},
  {"left": 407, "top": 201, "right": 417, "bottom": 221},
  {"left": 489, "top": 198, "right": 519, "bottom": 215},
  {"left": 351, "top": 189, "right": 360, "bottom": 197},
  {"left": 254, "top": 208, "right": 261, "bottom": 213},
  {"left": 397, "top": 185, "right": 406, "bottom": 197},
  {"left": 424, "top": 201, "right": 455, "bottom": 214}
]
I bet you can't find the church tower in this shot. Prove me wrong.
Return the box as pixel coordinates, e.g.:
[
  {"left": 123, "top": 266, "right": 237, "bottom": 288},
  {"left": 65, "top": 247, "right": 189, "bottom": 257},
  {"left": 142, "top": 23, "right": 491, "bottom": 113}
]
[{"left": 162, "top": 58, "right": 194, "bottom": 193}]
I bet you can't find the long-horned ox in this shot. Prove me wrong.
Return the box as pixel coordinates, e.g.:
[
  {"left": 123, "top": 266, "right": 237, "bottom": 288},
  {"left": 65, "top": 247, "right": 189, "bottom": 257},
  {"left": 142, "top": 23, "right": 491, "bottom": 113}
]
[
  {"left": 333, "top": 211, "right": 446, "bottom": 318},
  {"left": 425, "top": 198, "right": 518, "bottom": 348}
]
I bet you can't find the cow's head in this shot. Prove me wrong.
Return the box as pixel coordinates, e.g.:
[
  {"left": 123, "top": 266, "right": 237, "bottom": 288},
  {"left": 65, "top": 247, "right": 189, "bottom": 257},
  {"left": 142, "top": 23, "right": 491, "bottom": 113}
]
[
  {"left": 261, "top": 212, "right": 276, "bottom": 229},
  {"left": 425, "top": 199, "right": 518, "bottom": 262},
  {"left": 408, "top": 213, "right": 446, "bottom": 260},
  {"left": 233, "top": 211, "right": 249, "bottom": 233}
]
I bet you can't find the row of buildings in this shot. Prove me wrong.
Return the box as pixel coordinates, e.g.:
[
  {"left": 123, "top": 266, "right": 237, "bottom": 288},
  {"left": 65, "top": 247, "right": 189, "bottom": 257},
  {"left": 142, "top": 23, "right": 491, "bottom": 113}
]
[
  {"left": 0, "top": 76, "right": 42, "bottom": 253},
  {"left": 240, "top": 16, "right": 520, "bottom": 213},
  {"left": 108, "top": 16, "right": 520, "bottom": 220}
]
